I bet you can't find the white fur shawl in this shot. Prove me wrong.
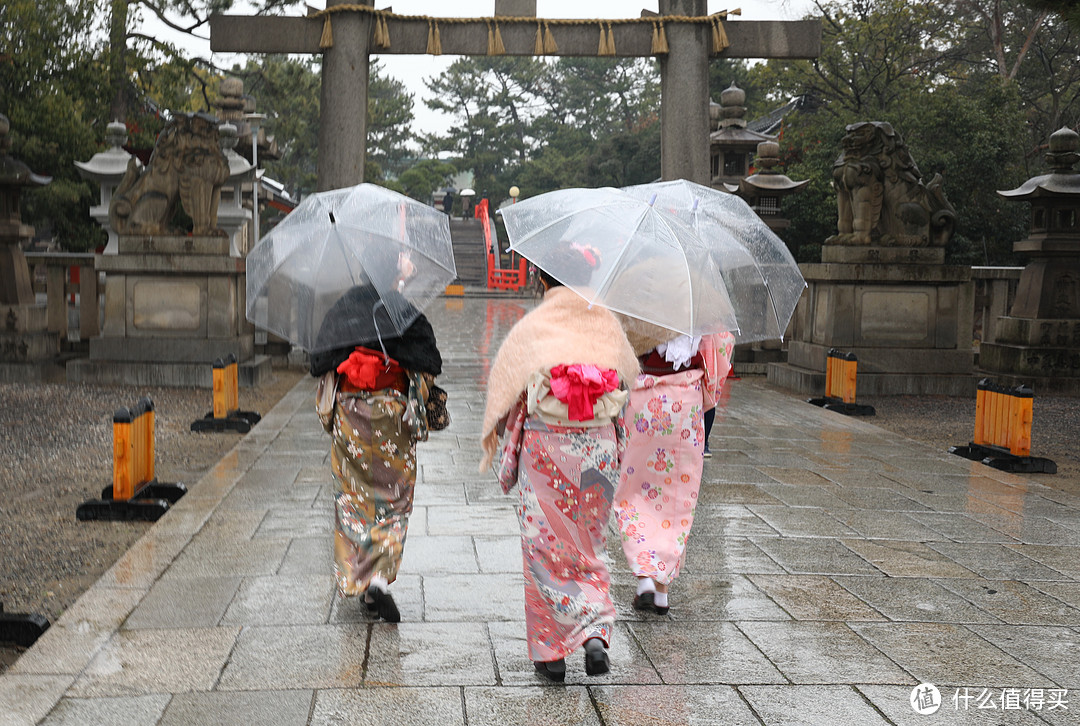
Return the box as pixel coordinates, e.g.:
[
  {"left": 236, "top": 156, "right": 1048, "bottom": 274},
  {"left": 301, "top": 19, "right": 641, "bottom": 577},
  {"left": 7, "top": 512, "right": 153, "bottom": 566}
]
[{"left": 479, "top": 287, "right": 640, "bottom": 470}]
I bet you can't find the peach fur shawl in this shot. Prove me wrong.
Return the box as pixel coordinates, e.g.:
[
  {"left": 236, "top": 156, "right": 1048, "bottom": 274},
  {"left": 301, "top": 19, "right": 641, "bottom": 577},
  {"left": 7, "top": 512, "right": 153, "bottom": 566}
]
[{"left": 479, "top": 286, "right": 640, "bottom": 471}]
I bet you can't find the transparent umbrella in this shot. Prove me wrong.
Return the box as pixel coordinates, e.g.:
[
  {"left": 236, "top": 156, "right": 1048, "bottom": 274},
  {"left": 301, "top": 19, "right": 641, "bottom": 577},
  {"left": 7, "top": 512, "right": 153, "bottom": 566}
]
[
  {"left": 499, "top": 186, "right": 742, "bottom": 340},
  {"left": 245, "top": 183, "right": 457, "bottom": 354},
  {"left": 622, "top": 179, "right": 806, "bottom": 344}
]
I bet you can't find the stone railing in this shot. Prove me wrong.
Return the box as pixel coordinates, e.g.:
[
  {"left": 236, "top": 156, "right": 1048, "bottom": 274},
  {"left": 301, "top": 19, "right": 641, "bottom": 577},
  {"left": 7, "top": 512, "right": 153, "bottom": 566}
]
[
  {"left": 25, "top": 252, "right": 100, "bottom": 348},
  {"left": 971, "top": 266, "right": 1023, "bottom": 352}
]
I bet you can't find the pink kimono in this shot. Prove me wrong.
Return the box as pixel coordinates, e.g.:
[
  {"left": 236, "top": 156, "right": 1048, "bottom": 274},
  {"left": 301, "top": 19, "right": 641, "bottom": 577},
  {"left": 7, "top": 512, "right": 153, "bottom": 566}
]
[{"left": 615, "top": 333, "right": 733, "bottom": 584}]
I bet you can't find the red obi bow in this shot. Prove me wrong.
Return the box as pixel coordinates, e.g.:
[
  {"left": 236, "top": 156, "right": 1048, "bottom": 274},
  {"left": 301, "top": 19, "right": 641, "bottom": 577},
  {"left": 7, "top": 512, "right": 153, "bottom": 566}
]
[
  {"left": 337, "top": 348, "right": 396, "bottom": 390},
  {"left": 549, "top": 364, "right": 619, "bottom": 422}
]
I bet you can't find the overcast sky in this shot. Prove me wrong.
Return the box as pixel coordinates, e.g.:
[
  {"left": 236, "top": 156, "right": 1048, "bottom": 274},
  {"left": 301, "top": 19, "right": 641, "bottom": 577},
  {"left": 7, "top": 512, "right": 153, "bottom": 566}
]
[{"left": 142, "top": 1, "right": 816, "bottom": 135}]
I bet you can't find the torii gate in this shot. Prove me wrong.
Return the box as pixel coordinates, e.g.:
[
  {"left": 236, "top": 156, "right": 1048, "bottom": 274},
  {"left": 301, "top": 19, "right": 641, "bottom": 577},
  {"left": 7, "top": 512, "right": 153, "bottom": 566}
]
[{"left": 210, "top": 0, "right": 819, "bottom": 192}]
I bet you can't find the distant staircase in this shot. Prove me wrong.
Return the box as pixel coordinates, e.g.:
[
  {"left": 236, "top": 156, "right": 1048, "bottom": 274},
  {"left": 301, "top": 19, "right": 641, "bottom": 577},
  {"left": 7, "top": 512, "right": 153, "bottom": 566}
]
[{"left": 448, "top": 217, "right": 489, "bottom": 286}]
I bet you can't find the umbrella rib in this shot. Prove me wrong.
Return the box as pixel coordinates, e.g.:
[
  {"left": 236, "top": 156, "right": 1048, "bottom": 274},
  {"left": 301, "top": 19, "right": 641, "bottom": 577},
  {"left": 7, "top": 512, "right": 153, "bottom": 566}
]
[
  {"left": 694, "top": 209, "right": 779, "bottom": 339},
  {"left": 506, "top": 202, "right": 609, "bottom": 255},
  {"left": 650, "top": 209, "right": 711, "bottom": 335},
  {"left": 591, "top": 205, "right": 655, "bottom": 309}
]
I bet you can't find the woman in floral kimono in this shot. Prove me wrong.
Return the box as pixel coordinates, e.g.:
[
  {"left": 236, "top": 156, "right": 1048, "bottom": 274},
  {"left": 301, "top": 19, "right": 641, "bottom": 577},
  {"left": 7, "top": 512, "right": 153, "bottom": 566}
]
[
  {"left": 480, "top": 248, "right": 639, "bottom": 682},
  {"left": 614, "top": 331, "right": 734, "bottom": 615},
  {"left": 311, "top": 285, "right": 446, "bottom": 623}
]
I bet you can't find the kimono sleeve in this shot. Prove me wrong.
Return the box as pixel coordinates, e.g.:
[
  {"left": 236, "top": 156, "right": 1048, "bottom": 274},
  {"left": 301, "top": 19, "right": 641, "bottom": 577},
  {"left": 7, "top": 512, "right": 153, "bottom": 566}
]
[{"left": 315, "top": 371, "right": 339, "bottom": 433}]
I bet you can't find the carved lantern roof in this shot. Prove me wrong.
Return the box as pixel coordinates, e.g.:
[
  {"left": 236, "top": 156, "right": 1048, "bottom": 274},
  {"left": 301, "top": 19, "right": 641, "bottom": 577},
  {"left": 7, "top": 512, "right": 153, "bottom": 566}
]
[
  {"left": 738, "top": 140, "right": 809, "bottom": 195},
  {"left": 709, "top": 83, "right": 774, "bottom": 148},
  {"left": 219, "top": 122, "right": 255, "bottom": 181},
  {"left": 75, "top": 120, "right": 141, "bottom": 184},
  {"left": 0, "top": 114, "right": 52, "bottom": 189},
  {"left": 998, "top": 127, "right": 1080, "bottom": 201}
]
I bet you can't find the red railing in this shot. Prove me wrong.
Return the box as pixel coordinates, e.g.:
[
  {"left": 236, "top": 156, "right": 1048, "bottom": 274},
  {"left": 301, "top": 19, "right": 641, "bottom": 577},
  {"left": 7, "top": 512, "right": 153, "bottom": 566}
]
[{"left": 477, "top": 199, "right": 528, "bottom": 291}]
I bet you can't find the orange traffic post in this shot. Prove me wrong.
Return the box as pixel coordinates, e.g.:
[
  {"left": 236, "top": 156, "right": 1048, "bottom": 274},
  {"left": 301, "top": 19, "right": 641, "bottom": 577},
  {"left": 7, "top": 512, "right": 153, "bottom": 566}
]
[
  {"left": 1009, "top": 385, "right": 1033, "bottom": 457},
  {"left": 823, "top": 349, "right": 837, "bottom": 399},
  {"left": 78, "top": 395, "right": 186, "bottom": 521},
  {"left": 808, "top": 349, "right": 874, "bottom": 416},
  {"left": 142, "top": 396, "right": 155, "bottom": 484},
  {"left": 211, "top": 358, "right": 227, "bottom": 420},
  {"left": 950, "top": 379, "right": 1054, "bottom": 473},
  {"left": 111, "top": 407, "right": 135, "bottom": 502},
  {"left": 973, "top": 379, "right": 989, "bottom": 447},
  {"left": 133, "top": 399, "right": 147, "bottom": 492},
  {"left": 840, "top": 353, "right": 858, "bottom": 405},
  {"left": 226, "top": 353, "right": 240, "bottom": 414},
  {"left": 191, "top": 356, "right": 262, "bottom": 433}
]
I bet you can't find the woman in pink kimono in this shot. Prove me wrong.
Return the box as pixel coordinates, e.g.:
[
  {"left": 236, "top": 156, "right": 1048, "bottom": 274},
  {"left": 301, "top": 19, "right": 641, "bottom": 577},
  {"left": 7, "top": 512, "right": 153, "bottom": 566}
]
[
  {"left": 614, "top": 332, "right": 734, "bottom": 614},
  {"left": 480, "top": 251, "right": 639, "bottom": 682}
]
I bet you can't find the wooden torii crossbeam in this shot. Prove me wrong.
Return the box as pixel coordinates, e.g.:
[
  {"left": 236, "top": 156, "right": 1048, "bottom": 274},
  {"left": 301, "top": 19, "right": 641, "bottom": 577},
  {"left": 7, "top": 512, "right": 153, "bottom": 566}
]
[{"left": 210, "top": 0, "right": 819, "bottom": 192}]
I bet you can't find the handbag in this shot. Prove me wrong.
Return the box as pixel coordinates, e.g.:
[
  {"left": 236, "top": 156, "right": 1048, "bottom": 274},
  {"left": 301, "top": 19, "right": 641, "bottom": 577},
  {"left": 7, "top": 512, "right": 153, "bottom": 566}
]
[
  {"left": 426, "top": 383, "right": 451, "bottom": 431},
  {"left": 495, "top": 395, "right": 527, "bottom": 494}
]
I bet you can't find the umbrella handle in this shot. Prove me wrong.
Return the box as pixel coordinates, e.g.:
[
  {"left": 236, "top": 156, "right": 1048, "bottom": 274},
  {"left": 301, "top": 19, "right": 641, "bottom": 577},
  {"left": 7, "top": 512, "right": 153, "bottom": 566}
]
[{"left": 370, "top": 300, "right": 392, "bottom": 367}]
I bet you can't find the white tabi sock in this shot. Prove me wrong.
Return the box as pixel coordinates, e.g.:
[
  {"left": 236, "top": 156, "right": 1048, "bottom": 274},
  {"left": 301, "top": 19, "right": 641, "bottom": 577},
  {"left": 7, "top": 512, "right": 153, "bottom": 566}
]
[
  {"left": 653, "top": 591, "right": 668, "bottom": 608},
  {"left": 636, "top": 578, "right": 656, "bottom": 596},
  {"left": 365, "top": 575, "right": 389, "bottom": 602}
]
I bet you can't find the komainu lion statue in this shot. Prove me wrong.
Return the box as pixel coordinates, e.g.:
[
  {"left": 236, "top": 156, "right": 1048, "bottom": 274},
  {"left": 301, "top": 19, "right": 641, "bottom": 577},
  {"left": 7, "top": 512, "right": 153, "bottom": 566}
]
[
  {"left": 109, "top": 112, "right": 229, "bottom": 236},
  {"left": 828, "top": 121, "right": 956, "bottom": 247}
]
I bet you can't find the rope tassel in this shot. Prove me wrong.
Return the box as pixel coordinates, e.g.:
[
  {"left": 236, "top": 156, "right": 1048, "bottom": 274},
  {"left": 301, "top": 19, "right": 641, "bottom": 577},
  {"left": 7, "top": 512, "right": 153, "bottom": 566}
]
[
  {"left": 488, "top": 20, "right": 505, "bottom": 55},
  {"left": 427, "top": 19, "right": 442, "bottom": 55},
  {"left": 650, "top": 20, "right": 668, "bottom": 54},
  {"left": 375, "top": 16, "right": 391, "bottom": 49},
  {"left": 598, "top": 22, "right": 615, "bottom": 56},
  {"left": 534, "top": 21, "right": 544, "bottom": 55},
  {"left": 543, "top": 21, "right": 558, "bottom": 54},
  {"left": 711, "top": 17, "right": 729, "bottom": 53},
  {"left": 319, "top": 15, "right": 333, "bottom": 49},
  {"left": 374, "top": 15, "right": 384, "bottom": 46}
]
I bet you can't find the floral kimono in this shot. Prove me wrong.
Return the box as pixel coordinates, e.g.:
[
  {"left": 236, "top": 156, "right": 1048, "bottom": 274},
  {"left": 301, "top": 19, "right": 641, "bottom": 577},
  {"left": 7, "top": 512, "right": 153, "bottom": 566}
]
[
  {"left": 481, "top": 286, "right": 640, "bottom": 665},
  {"left": 614, "top": 369, "right": 706, "bottom": 584},
  {"left": 317, "top": 368, "right": 431, "bottom": 597},
  {"left": 498, "top": 365, "right": 629, "bottom": 662},
  {"left": 614, "top": 333, "right": 733, "bottom": 585}
]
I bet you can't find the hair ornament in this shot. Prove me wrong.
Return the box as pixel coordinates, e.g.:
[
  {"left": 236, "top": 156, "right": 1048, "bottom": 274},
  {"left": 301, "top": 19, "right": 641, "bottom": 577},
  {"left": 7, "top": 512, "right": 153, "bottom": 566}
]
[{"left": 570, "top": 242, "right": 601, "bottom": 269}]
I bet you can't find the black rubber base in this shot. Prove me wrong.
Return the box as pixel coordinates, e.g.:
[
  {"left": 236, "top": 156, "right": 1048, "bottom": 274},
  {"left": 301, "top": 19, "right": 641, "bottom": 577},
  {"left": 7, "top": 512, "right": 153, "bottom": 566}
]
[
  {"left": 101, "top": 481, "right": 187, "bottom": 504},
  {"left": 190, "top": 410, "right": 260, "bottom": 434},
  {"left": 808, "top": 397, "right": 876, "bottom": 416},
  {"left": 948, "top": 444, "right": 1057, "bottom": 474},
  {"left": 0, "top": 603, "right": 50, "bottom": 647},
  {"left": 76, "top": 497, "right": 171, "bottom": 521}
]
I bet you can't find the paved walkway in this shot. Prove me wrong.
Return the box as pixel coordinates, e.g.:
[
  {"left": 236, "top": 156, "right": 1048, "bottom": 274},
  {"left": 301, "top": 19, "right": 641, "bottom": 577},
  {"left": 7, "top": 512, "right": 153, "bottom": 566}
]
[{"left": 3, "top": 296, "right": 1079, "bottom": 725}]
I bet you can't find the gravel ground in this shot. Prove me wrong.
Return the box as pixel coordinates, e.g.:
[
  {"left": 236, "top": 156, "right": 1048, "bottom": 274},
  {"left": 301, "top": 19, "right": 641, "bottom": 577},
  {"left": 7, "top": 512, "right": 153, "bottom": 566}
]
[
  {"left": 838, "top": 390, "right": 1080, "bottom": 492},
  {"left": 0, "top": 371, "right": 1075, "bottom": 673},
  {"left": 0, "top": 366, "right": 306, "bottom": 672}
]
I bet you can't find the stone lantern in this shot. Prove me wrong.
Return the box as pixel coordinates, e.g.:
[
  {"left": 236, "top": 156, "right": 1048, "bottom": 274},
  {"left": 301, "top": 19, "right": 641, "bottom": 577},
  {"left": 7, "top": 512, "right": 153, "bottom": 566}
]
[
  {"left": 74, "top": 120, "right": 141, "bottom": 255},
  {"left": 709, "top": 83, "right": 773, "bottom": 188},
  {"left": 0, "top": 113, "right": 58, "bottom": 366},
  {"left": 980, "top": 127, "right": 1080, "bottom": 392},
  {"left": 216, "top": 122, "right": 254, "bottom": 257},
  {"left": 734, "top": 139, "right": 809, "bottom": 240}
]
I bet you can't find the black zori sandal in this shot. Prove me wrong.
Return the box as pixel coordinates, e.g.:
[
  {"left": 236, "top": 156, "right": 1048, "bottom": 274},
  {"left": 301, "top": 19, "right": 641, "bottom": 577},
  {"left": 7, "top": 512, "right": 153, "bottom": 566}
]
[
  {"left": 365, "top": 586, "right": 401, "bottom": 623},
  {"left": 584, "top": 638, "right": 609, "bottom": 676},
  {"left": 632, "top": 591, "right": 669, "bottom": 616},
  {"left": 533, "top": 658, "right": 566, "bottom": 682}
]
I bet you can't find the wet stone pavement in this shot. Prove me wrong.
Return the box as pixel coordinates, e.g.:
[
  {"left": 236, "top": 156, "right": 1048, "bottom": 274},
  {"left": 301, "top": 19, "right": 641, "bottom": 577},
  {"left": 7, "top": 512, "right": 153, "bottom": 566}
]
[{"left": 2, "top": 296, "right": 1079, "bottom": 725}]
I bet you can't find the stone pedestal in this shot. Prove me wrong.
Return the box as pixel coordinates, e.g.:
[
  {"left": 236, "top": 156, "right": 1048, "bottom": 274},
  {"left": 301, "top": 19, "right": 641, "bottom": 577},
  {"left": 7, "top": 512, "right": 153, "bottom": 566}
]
[
  {"left": 0, "top": 114, "right": 59, "bottom": 380},
  {"left": 0, "top": 302, "right": 61, "bottom": 381},
  {"left": 768, "top": 250, "right": 976, "bottom": 395},
  {"left": 979, "top": 127, "right": 1080, "bottom": 394},
  {"left": 67, "top": 234, "right": 270, "bottom": 387},
  {"left": 979, "top": 318, "right": 1080, "bottom": 393}
]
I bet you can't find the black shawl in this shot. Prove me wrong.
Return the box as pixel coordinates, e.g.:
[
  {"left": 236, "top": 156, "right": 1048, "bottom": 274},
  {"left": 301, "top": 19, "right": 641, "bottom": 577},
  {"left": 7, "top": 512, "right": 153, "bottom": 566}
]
[{"left": 308, "top": 285, "right": 442, "bottom": 377}]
